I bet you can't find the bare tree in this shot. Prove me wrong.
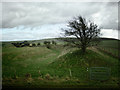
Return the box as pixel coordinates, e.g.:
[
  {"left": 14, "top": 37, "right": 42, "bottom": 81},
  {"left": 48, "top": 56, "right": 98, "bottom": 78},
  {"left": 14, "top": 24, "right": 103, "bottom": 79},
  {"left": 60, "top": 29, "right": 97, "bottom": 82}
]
[{"left": 62, "top": 15, "right": 101, "bottom": 53}]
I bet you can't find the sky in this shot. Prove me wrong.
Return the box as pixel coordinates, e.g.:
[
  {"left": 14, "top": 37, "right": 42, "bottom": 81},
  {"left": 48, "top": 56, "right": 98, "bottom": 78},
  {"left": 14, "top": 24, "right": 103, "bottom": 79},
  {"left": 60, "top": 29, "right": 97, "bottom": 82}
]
[{"left": 1, "top": 0, "right": 119, "bottom": 41}]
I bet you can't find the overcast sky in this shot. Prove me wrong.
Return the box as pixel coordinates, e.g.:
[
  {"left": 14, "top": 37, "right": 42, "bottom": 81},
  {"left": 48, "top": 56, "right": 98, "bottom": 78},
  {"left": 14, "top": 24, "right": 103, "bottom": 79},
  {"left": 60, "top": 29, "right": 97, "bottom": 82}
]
[{"left": 1, "top": 1, "right": 119, "bottom": 41}]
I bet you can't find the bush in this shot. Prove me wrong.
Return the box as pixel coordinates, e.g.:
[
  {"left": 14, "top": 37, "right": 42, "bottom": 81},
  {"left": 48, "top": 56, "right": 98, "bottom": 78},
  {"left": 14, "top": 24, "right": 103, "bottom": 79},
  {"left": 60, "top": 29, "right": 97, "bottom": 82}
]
[
  {"left": 52, "top": 41, "right": 57, "bottom": 45},
  {"left": 32, "top": 43, "right": 36, "bottom": 47},
  {"left": 38, "top": 43, "right": 41, "bottom": 46},
  {"left": 46, "top": 44, "right": 51, "bottom": 49},
  {"left": 44, "top": 41, "right": 51, "bottom": 45},
  {"left": 23, "top": 41, "right": 29, "bottom": 46},
  {"left": 12, "top": 41, "right": 30, "bottom": 47}
]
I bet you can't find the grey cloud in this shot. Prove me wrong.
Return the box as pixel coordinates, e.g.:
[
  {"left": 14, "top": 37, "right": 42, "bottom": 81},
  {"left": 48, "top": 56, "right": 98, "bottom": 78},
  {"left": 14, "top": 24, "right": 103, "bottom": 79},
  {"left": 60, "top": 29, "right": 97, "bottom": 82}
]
[
  {"left": 2, "top": 23, "right": 63, "bottom": 41},
  {"left": 2, "top": 2, "right": 118, "bottom": 29}
]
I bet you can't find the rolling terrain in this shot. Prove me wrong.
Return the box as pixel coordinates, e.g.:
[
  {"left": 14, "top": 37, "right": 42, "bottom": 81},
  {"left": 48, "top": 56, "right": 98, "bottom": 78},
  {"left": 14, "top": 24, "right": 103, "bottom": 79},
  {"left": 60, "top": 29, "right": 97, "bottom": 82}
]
[{"left": 2, "top": 38, "right": 120, "bottom": 88}]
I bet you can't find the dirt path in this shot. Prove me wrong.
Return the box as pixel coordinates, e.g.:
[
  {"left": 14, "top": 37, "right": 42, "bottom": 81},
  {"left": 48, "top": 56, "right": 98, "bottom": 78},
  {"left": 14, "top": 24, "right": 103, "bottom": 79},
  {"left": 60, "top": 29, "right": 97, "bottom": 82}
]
[
  {"left": 57, "top": 47, "right": 70, "bottom": 58},
  {"left": 57, "top": 47, "right": 78, "bottom": 58},
  {"left": 88, "top": 47, "right": 102, "bottom": 54}
]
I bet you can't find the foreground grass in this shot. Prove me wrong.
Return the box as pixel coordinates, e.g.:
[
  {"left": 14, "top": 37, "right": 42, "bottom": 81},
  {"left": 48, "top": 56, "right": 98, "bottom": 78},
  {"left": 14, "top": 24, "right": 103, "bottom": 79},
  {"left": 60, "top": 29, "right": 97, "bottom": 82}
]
[
  {"left": 2, "top": 44, "right": 119, "bottom": 88},
  {"left": 2, "top": 45, "right": 63, "bottom": 77}
]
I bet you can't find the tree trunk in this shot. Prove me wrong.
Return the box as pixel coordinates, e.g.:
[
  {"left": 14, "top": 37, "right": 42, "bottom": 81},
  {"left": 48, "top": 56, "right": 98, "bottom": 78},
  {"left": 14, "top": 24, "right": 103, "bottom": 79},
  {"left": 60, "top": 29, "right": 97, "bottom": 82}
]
[{"left": 81, "top": 45, "right": 86, "bottom": 53}]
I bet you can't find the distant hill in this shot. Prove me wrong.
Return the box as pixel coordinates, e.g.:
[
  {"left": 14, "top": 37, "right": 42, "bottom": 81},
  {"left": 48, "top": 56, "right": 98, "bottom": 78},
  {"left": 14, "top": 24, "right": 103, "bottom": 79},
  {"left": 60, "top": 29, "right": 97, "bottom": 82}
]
[
  {"left": 100, "top": 38, "right": 119, "bottom": 40},
  {"left": 1, "top": 37, "right": 119, "bottom": 43}
]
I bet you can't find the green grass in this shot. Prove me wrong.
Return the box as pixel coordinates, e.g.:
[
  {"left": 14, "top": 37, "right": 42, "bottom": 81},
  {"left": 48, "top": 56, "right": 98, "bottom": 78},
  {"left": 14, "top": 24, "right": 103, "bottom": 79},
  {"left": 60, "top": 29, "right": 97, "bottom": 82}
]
[
  {"left": 97, "top": 40, "right": 119, "bottom": 57},
  {"left": 2, "top": 39, "right": 119, "bottom": 88},
  {"left": 49, "top": 49, "right": 118, "bottom": 77},
  {"left": 2, "top": 46, "right": 61, "bottom": 77}
]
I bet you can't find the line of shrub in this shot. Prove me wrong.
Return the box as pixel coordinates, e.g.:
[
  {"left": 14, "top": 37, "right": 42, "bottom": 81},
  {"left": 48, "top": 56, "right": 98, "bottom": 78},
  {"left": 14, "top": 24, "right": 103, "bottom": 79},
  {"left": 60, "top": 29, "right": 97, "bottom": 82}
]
[{"left": 11, "top": 41, "right": 41, "bottom": 47}]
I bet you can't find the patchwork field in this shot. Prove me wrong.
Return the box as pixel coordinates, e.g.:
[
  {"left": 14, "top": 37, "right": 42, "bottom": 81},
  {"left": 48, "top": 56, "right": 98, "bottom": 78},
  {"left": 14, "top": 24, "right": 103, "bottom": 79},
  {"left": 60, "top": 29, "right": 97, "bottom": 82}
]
[{"left": 2, "top": 38, "right": 120, "bottom": 88}]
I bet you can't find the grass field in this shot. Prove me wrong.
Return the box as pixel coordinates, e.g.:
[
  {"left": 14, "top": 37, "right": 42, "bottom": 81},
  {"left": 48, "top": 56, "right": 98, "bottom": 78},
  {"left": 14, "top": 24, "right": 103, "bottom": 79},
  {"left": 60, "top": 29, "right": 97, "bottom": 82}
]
[
  {"left": 97, "top": 39, "right": 119, "bottom": 58},
  {"left": 2, "top": 38, "right": 120, "bottom": 88}
]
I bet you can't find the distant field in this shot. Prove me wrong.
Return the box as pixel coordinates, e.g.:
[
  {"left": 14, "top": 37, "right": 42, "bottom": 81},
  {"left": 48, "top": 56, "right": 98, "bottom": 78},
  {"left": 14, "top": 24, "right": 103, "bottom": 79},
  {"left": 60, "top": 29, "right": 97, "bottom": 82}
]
[
  {"left": 2, "top": 38, "right": 119, "bottom": 88},
  {"left": 97, "top": 39, "right": 119, "bottom": 58}
]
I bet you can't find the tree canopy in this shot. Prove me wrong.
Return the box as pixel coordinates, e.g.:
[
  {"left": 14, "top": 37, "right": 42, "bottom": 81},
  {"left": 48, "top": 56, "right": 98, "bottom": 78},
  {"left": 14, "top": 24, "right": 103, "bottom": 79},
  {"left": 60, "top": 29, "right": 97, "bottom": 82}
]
[{"left": 62, "top": 15, "right": 101, "bottom": 53}]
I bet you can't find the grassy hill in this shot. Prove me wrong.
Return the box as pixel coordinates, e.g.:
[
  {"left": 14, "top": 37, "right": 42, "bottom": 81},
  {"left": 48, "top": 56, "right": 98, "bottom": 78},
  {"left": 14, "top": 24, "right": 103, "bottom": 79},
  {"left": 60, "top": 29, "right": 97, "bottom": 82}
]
[
  {"left": 97, "top": 39, "right": 119, "bottom": 58},
  {"left": 2, "top": 38, "right": 120, "bottom": 88}
]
